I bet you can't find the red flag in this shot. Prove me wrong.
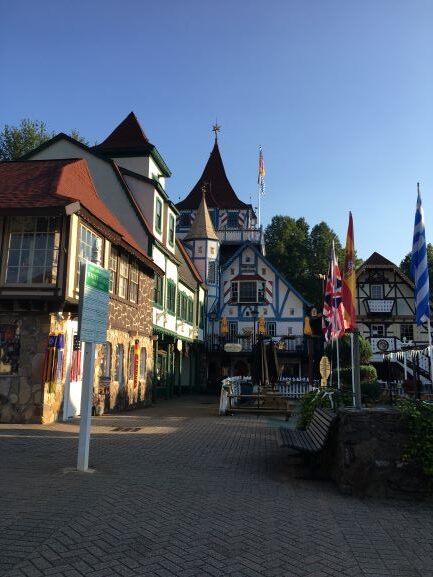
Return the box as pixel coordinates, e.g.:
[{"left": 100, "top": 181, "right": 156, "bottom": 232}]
[{"left": 342, "top": 212, "right": 357, "bottom": 330}]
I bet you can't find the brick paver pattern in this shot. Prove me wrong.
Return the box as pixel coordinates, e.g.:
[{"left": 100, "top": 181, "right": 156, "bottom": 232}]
[{"left": 1, "top": 396, "right": 432, "bottom": 577}]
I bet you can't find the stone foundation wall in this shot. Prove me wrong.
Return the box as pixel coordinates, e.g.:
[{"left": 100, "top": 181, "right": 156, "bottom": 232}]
[
  {"left": 0, "top": 313, "right": 50, "bottom": 423},
  {"left": 321, "top": 407, "right": 432, "bottom": 498}
]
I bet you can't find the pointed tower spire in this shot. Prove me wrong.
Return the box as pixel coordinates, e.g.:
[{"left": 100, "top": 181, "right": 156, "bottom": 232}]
[{"left": 184, "top": 188, "right": 218, "bottom": 241}]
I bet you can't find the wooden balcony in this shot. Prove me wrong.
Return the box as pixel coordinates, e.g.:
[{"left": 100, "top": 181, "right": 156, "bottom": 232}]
[{"left": 217, "top": 227, "right": 263, "bottom": 244}]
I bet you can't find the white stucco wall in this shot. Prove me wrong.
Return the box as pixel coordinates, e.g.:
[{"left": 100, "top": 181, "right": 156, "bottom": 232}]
[{"left": 29, "top": 140, "right": 149, "bottom": 254}]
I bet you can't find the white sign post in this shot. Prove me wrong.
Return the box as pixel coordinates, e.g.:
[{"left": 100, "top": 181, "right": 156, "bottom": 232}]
[{"left": 77, "top": 262, "right": 110, "bottom": 472}]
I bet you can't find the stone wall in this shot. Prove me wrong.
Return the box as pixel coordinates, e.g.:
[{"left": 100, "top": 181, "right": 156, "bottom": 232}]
[
  {"left": 321, "top": 407, "right": 432, "bottom": 498},
  {"left": 0, "top": 312, "right": 50, "bottom": 423}
]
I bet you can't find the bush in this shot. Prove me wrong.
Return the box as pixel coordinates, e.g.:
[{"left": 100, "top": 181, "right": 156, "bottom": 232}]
[
  {"left": 398, "top": 399, "right": 433, "bottom": 477},
  {"left": 325, "top": 333, "right": 372, "bottom": 366},
  {"left": 361, "top": 380, "right": 382, "bottom": 403},
  {"left": 297, "top": 388, "right": 352, "bottom": 430},
  {"left": 336, "top": 365, "right": 378, "bottom": 386}
]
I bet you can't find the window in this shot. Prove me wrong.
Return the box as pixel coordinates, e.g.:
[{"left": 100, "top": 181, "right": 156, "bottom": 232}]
[
  {"left": 6, "top": 216, "right": 60, "bottom": 284},
  {"left": 239, "top": 281, "right": 256, "bottom": 303},
  {"left": 207, "top": 261, "right": 216, "bottom": 284},
  {"left": 101, "top": 342, "right": 111, "bottom": 378},
  {"left": 187, "top": 297, "right": 193, "bottom": 323},
  {"left": 371, "top": 324, "right": 385, "bottom": 337},
  {"left": 129, "top": 263, "right": 139, "bottom": 303},
  {"left": 154, "top": 274, "right": 164, "bottom": 307},
  {"left": 77, "top": 225, "right": 100, "bottom": 287},
  {"left": 109, "top": 247, "right": 118, "bottom": 294},
  {"left": 139, "top": 347, "right": 147, "bottom": 380},
  {"left": 128, "top": 346, "right": 135, "bottom": 381},
  {"left": 227, "top": 212, "right": 238, "bottom": 228},
  {"left": 179, "top": 212, "right": 190, "bottom": 227},
  {"left": 289, "top": 308, "right": 295, "bottom": 316},
  {"left": 0, "top": 325, "right": 20, "bottom": 374},
  {"left": 155, "top": 198, "right": 163, "bottom": 233},
  {"left": 118, "top": 256, "right": 129, "bottom": 299},
  {"left": 266, "top": 322, "right": 277, "bottom": 336},
  {"left": 401, "top": 324, "right": 414, "bottom": 341},
  {"left": 371, "top": 285, "right": 383, "bottom": 299},
  {"left": 199, "top": 302, "right": 204, "bottom": 328},
  {"left": 231, "top": 282, "right": 238, "bottom": 302},
  {"left": 258, "top": 282, "right": 266, "bottom": 302},
  {"left": 115, "top": 344, "right": 124, "bottom": 386},
  {"left": 167, "top": 280, "right": 176, "bottom": 314},
  {"left": 228, "top": 321, "right": 238, "bottom": 341},
  {"left": 168, "top": 214, "right": 175, "bottom": 247}
]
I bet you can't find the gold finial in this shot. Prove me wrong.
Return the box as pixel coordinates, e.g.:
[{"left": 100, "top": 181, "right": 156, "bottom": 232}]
[{"left": 212, "top": 122, "right": 221, "bottom": 141}]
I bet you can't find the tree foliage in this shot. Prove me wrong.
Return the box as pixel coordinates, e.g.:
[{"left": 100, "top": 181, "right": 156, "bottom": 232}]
[
  {"left": 0, "top": 119, "right": 89, "bottom": 161},
  {"left": 264, "top": 215, "right": 360, "bottom": 306}
]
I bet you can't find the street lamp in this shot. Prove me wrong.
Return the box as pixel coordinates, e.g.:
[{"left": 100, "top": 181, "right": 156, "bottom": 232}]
[{"left": 209, "top": 310, "right": 217, "bottom": 350}]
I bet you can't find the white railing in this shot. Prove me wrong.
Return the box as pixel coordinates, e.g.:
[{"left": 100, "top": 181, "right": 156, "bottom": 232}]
[
  {"left": 217, "top": 228, "right": 263, "bottom": 244},
  {"left": 276, "top": 378, "right": 317, "bottom": 398}
]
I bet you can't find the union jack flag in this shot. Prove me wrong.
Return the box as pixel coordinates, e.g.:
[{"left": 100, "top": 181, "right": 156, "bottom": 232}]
[{"left": 322, "top": 243, "right": 345, "bottom": 341}]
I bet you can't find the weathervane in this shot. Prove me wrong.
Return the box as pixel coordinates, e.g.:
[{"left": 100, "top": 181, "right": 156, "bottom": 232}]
[
  {"left": 201, "top": 182, "right": 207, "bottom": 196},
  {"left": 212, "top": 121, "right": 221, "bottom": 141}
]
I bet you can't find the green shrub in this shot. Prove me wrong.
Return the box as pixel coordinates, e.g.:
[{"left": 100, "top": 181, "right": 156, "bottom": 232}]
[
  {"left": 398, "top": 399, "right": 433, "bottom": 477},
  {"left": 325, "top": 333, "right": 372, "bottom": 366},
  {"left": 336, "top": 365, "right": 377, "bottom": 386},
  {"left": 361, "top": 380, "right": 382, "bottom": 402},
  {"left": 297, "top": 388, "right": 352, "bottom": 430}
]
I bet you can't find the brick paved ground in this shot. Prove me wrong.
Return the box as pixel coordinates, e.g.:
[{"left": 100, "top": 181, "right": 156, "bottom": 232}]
[{"left": 1, "top": 396, "right": 432, "bottom": 577}]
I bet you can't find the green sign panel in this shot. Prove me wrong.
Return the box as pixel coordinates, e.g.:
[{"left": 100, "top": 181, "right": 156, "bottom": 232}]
[
  {"left": 78, "top": 262, "right": 110, "bottom": 343},
  {"left": 85, "top": 263, "right": 110, "bottom": 292}
]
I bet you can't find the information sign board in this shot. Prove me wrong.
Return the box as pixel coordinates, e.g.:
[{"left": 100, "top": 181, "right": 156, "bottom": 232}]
[{"left": 78, "top": 262, "right": 110, "bottom": 343}]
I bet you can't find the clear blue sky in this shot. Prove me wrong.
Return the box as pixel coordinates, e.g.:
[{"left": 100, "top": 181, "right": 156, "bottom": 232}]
[{"left": 1, "top": 0, "right": 432, "bottom": 266}]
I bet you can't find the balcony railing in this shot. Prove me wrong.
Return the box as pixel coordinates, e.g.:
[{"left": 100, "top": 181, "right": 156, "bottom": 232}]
[
  {"left": 207, "top": 334, "right": 305, "bottom": 353},
  {"left": 217, "top": 227, "right": 263, "bottom": 244},
  {"left": 365, "top": 299, "right": 395, "bottom": 314}
]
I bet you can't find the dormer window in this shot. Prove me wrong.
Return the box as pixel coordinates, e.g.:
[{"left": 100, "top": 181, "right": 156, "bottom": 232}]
[{"left": 155, "top": 198, "right": 163, "bottom": 234}]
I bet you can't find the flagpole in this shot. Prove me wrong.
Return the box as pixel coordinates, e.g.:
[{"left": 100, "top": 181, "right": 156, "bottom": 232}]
[
  {"left": 257, "top": 179, "right": 261, "bottom": 228},
  {"left": 336, "top": 337, "right": 341, "bottom": 389},
  {"left": 428, "top": 320, "right": 433, "bottom": 385},
  {"left": 351, "top": 332, "right": 356, "bottom": 406}
]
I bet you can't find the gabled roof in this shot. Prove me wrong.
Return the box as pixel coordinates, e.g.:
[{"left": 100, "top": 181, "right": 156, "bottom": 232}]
[
  {"left": 176, "top": 139, "right": 250, "bottom": 211},
  {"left": 357, "top": 251, "right": 415, "bottom": 289},
  {"left": 360, "top": 252, "right": 396, "bottom": 268},
  {"left": 93, "top": 112, "right": 171, "bottom": 177},
  {"left": 184, "top": 193, "right": 219, "bottom": 241},
  {"left": 0, "top": 159, "right": 162, "bottom": 274},
  {"left": 222, "top": 241, "right": 312, "bottom": 306}
]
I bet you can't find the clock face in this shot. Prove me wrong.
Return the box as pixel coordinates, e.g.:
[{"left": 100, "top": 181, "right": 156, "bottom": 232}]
[{"left": 377, "top": 339, "right": 389, "bottom": 352}]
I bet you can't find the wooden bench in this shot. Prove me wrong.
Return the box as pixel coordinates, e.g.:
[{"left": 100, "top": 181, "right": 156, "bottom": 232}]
[{"left": 278, "top": 408, "right": 337, "bottom": 454}]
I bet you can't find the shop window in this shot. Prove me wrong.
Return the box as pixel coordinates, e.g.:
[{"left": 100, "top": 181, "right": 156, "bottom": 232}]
[
  {"left": 140, "top": 347, "right": 147, "bottom": 380},
  {"left": 101, "top": 342, "right": 111, "bottom": 378},
  {"left": 115, "top": 344, "right": 124, "bottom": 386},
  {"left": 6, "top": 216, "right": 60, "bottom": 285},
  {"left": 128, "top": 346, "right": 135, "bottom": 381},
  {"left": 0, "top": 325, "right": 20, "bottom": 374}
]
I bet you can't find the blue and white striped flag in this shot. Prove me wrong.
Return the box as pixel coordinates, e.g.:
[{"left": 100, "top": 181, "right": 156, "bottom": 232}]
[{"left": 411, "top": 185, "right": 430, "bottom": 325}]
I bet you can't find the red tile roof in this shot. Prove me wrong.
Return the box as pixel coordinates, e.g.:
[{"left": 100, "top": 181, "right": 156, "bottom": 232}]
[
  {"left": 0, "top": 159, "right": 162, "bottom": 273},
  {"left": 93, "top": 112, "right": 150, "bottom": 152},
  {"left": 176, "top": 140, "right": 250, "bottom": 211}
]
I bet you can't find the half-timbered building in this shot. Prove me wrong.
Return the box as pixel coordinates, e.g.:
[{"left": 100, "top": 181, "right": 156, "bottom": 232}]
[{"left": 356, "top": 252, "right": 431, "bottom": 381}]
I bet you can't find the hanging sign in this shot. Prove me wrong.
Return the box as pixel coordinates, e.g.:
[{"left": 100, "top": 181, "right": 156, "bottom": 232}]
[
  {"left": 224, "top": 343, "right": 242, "bottom": 353},
  {"left": 78, "top": 262, "right": 110, "bottom": 343}
]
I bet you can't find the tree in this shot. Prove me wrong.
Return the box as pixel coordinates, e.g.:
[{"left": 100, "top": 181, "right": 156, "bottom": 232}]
[
  {"left": 0, "top": 119, "right": 89, "bottom": 160},
  {"left": 0, "top": 119, "right": 53, "bottom": 160},
  {"left": 400, "top": 244, "right": 433, "bottom": 298},
  {"left": 264, "top": 216, "right": 311, "bottom": 298},
  {"left": 308, "top": 222, "right": 344, "bottom": 306}
]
